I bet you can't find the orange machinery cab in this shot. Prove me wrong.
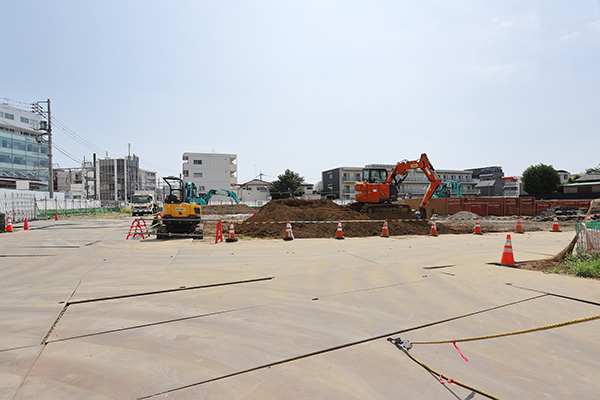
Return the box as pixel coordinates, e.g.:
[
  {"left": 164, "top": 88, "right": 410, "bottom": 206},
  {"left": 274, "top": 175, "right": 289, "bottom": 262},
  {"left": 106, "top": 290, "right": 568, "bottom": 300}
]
[{"left": 354, "top": 168, "right": 398, "bottom": 203}]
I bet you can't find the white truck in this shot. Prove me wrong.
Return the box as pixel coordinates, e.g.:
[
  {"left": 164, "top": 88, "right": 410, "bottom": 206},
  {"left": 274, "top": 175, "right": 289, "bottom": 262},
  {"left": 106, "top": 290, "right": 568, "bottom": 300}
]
[{"left": 130, "top": 191, "right": 158, "bottom": 216}]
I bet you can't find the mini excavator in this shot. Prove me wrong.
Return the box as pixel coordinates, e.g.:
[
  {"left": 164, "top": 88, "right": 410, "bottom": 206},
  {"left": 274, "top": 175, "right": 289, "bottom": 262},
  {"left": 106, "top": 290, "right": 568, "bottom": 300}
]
[
  {"left": 349, "top": 153, "right": 442, "bottom": 219},
  {"left": 157, "top": 176, "right": 203, "bottom": 238}
]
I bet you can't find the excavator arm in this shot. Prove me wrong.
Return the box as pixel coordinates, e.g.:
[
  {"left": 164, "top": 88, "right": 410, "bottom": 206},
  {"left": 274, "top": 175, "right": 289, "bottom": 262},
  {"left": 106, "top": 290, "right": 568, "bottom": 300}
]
[{"left": 384, "top": 153, "right": 442, "bottom": 209}]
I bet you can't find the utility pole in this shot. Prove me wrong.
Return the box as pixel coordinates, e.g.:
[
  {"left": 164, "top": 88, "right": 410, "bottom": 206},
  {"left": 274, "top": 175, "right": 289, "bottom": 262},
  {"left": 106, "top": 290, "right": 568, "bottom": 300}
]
[{"left": 32, "top": 99, "right": 53, "bottom": 199}]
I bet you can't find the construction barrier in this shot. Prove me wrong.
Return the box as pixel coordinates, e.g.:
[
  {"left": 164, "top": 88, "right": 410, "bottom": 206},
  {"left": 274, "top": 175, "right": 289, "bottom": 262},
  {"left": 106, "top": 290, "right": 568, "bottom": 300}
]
[
  {"left": 126, "top": 219, "right": 150, "bottom": 239},
  {"left": 575, "top": 221, "right": 600, "bottom": 255}
]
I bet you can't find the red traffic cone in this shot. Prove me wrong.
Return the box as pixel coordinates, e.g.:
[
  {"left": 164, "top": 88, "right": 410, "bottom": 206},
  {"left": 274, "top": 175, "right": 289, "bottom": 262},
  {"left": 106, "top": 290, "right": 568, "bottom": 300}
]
[
  {"left": 283, "top": 220, "right": 294, "bottom": 241},
  {"left": 24, "top": 218, "right": 29, "bottom": 231},
  {"left": 156, "top": 213, "right": 162, "bottom": 220},
  {"left": 55, "top": 212, "right": 58, "bottom": 221},
  {"left": 214, "top": 221, "right": 224, "bottom": 243},
  {"left": 585, "top": 214, "right": 592, "bottom": 223},
  {"left": 6, "top": 216, "right": 14, "bottom": 232},
  {"left": 335, "top": 220, "right": 344, "bottom": 239},
  {"left": 473, "top": 217, "right": 482, "bottom": 235},
  {"left": 550, "top": 215, "right": 561, "bottom": 232},
  {"left": 381, "top": 219, "right": 389, "bottom": 238},
  {"left": 226, "top": 221, "right": 238, "bottom": 242},
  {"left": 500, "top": 234, "right": 515, "bottom": 265},
  {"left": 430, "top": 216, "right": 438, "bottom": 237},
  {"left": 515, "top": 216, "right": 524, "bottom": 234}
]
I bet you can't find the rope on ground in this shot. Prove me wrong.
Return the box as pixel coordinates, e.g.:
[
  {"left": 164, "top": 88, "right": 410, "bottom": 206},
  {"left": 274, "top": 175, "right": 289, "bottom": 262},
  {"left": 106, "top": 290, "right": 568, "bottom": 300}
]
[
  {"left": 388, "top": 313, "right": 600, "bottom": 399},
  {"left": 409, "top": 313, "right": 600, "bottom": 345},
  {"left": 388, "top": 339, "right": 501, "bottom": 400}
]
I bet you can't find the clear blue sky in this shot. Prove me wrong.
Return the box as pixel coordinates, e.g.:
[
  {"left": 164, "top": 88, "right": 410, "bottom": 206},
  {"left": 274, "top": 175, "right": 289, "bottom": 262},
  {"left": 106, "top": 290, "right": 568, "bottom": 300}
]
[{"left": 3, "top": 1, "right": 599, "bottom": 184}]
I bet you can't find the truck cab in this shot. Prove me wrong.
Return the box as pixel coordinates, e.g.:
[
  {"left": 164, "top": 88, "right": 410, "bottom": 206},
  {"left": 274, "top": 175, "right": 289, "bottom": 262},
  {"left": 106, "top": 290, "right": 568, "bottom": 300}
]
[{"left": 131, "top": 192, "right": 158, "bottom": 216}]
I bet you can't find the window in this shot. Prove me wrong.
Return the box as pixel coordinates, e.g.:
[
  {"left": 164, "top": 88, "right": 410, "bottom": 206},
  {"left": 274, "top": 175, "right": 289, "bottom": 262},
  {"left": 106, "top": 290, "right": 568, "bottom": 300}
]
[
  {"left": 182, "top": 170, "right": 189, "bottom": 177},
  {"left": 20, "top": 117, "right": 29, "bottom": 124},
  {"left": 193, "top": 172, "right": 202, "bottom": 178},
  {"left": 0, "top": 112, "right": 3, "bottom": 117},
  {"left": 198, "top": 186, "right": 205, "bottom": 191},
  {"left": 4, "top": 113, "right": 14, "bottom": 120},
  {"left": 194, "top": 159, "right": 202, "bottom": 165}
]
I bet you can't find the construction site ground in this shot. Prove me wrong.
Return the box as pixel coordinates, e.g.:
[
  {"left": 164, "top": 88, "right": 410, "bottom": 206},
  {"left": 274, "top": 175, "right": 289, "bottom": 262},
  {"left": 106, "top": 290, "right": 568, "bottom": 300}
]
[{"left": 1, "top": 209, "right": 598, "bottom": 400}]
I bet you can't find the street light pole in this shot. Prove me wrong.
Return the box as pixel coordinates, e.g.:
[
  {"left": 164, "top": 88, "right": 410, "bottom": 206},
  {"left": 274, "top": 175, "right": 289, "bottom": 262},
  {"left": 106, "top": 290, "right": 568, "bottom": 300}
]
[{"left": 32, "top": 99, "right": 53, "bottom": 199}]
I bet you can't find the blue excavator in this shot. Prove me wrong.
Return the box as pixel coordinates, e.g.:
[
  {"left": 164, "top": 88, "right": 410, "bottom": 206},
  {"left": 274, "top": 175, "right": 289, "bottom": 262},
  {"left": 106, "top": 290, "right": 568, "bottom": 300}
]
[
  {"left": 432, "top": 180, "right": 462, "bottom": 198},
  {"left": 183, "top": 182, "right": 240, "bottom": 205}
]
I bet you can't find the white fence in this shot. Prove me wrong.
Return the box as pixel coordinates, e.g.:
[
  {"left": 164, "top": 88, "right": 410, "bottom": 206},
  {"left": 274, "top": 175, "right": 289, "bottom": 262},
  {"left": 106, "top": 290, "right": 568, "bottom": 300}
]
[
  {"left": 0, "top": 192, "right": 36, "bottom": 223},
  {"left": 0, "top": 191, "right": 104, "bottom": 223}
]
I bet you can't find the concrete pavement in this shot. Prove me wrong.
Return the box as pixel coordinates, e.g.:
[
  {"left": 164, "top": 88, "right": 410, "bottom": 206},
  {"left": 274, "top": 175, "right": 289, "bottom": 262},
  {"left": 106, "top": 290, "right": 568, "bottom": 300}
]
[{"left": 0, "top": 218, "right": 597, "bottom": 399}]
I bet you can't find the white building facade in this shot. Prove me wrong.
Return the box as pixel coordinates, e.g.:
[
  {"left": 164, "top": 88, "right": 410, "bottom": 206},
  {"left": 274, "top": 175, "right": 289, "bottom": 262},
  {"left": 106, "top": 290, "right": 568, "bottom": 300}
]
[{"left": 182, "top": 153, "right": 237, "bottom": 200}]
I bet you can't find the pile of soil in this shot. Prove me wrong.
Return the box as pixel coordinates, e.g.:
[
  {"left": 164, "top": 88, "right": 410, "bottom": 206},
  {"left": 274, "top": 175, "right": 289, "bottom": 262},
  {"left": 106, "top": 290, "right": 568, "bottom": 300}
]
[{"left": 235, "top": 199, "right": 471, "bottom": 239}]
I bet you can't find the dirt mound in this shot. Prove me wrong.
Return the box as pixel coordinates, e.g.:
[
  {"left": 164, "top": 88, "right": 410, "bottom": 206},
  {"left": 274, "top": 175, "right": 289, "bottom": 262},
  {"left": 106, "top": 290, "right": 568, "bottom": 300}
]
[{"left": 235, "top": 199, "right": 471, "bottom": 239}]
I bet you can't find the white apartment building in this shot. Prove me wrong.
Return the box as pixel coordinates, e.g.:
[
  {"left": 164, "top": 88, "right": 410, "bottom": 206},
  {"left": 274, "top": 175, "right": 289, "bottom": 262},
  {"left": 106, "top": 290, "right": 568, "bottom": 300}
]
[{"left": 182, "top": 153, "right": 237, "bottom": 202}]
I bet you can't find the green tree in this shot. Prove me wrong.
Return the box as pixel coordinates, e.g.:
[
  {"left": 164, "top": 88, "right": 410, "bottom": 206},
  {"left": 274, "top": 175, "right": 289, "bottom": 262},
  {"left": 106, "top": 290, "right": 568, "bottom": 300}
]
[
  {"left": 522, "top": 164, "right": 561, "bottom": 194},
  {"left": 568, "top": 174, "right": 581, "bottom": 183},
  {"left": 269, "top": 169, "right": 304, "bottom": 199},
  {"left": 585, "top": 164, "right": 600, "bottom": 174}
]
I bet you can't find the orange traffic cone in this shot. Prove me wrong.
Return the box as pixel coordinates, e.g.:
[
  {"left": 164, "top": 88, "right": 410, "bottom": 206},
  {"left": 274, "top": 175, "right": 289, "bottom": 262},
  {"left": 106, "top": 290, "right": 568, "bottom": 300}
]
[
  {"left": 335, "top": 220, "right": 344, "bottom": 239},
  {"left": 473, "top": 217, "right": 482, "bottom": 235},
  {"left": 54, "top": 212, "right": 58, "bottom": 221},
  {"left": 550, "top": 215, "right": 561, "bottom": 232},
  {"left": 515, "top": 216, "right": 524, "bottom": 234},
  {"left": 214, "top": 221, "right": 224, "bottom": 243},
  {"left": 283, "top": 220, "right": 294, "bottom": 241},
  {"left": 381, "top": 219, "right": 389, "bottom": 238},
  {"left": 6, "top": 216, "right": 14, "bottom": 232},
  {"left": 430, "top": 216, "right": 438, "bottom": 237},
  {"left": 24, "top": 218, "right": 29, "bottom": 231},
  {"left": 500, "top": 234, "right": 515, "bottom": 265},
  {"left": 226, "top": 221, "right": 238, "bottom": 242}
]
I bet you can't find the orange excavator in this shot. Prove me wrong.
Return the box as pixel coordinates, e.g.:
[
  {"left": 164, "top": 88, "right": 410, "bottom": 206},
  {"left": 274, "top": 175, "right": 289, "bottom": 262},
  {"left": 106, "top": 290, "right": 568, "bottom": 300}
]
[{"left": 349, "top": 153, "right": 442, "bottom": 219}]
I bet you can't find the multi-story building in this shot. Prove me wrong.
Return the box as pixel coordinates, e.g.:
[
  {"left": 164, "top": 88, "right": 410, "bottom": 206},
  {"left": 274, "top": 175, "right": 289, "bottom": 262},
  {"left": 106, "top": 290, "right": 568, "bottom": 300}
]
[
  {"left": 501, "top": 176, "right": 520, "bottom": 197},
  {"left": 466, "top": 166, "right": 505, "bottom": 196},
  {"left": 182, "top": 153, "right": 237, "bottom": 202},
  {"left": 0, "top": 103, "right": 50, "bottom": 191},
  {"left": 321, "top": 167, "right": 363, "bottom": 201},
  {"left": 97, "top": 155, "right": 139, "bottom": 202},
  {"left": 138, "top": 168, "right": 157, "bottom": 192}
]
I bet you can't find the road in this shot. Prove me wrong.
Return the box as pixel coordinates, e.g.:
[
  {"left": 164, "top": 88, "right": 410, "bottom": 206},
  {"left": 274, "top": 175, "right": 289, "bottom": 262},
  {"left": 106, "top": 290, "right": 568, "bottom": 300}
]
[{"left": 1, "top": 218, "right": 598, "bottom": 399}]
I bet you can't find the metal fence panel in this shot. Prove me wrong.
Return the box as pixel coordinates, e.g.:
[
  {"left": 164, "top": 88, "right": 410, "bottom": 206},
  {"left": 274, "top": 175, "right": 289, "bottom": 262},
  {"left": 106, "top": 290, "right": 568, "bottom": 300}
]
[{"left": 575, "top": 222, "right": 600, "bottom": 255}]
